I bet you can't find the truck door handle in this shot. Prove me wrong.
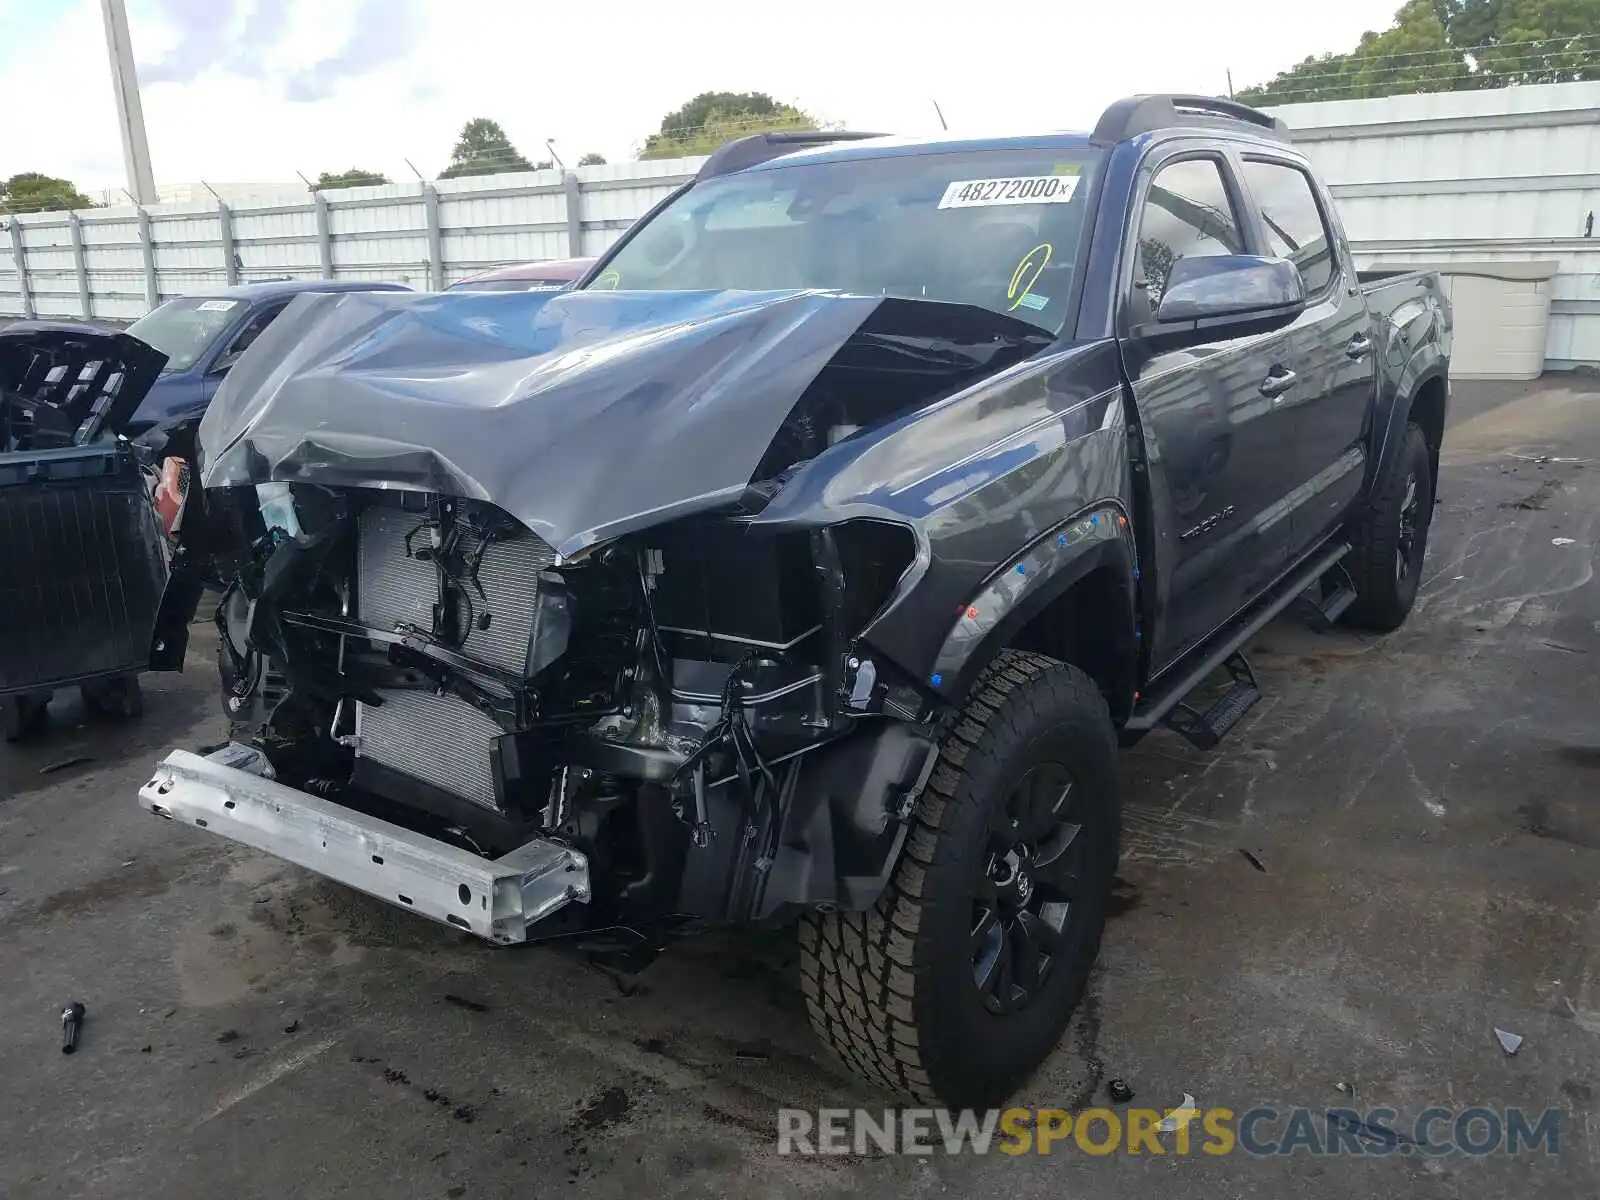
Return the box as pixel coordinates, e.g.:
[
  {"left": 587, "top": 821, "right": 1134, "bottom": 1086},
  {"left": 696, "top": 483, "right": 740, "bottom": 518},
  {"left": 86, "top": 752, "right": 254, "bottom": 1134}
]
[
  {"left": 1259, "top": 368, "right": 1298, "bottom": 399},
  {"left": 1346, "top": 334, "right": 1374, "bottom": 359}
]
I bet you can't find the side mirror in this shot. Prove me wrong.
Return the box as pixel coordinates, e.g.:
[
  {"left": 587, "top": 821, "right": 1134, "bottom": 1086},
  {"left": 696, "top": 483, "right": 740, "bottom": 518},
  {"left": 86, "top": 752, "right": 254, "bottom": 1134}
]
[
  {"left": 1154, "top": 254, "right": 1307, "bottom": 326},
  {"left": 208, "top": 350, "right": 241, "bottom": 377}
]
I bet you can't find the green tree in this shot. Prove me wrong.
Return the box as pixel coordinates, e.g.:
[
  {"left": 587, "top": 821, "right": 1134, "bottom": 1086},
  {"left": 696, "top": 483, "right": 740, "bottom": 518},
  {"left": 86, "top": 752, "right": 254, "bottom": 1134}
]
[
  {"left": 577, "top": 151, "right": 607, "bottom": 166},
  {"left": 641, "top": 91, "right": 820, "bottom": 159},
  {"left": 315, "top": 168, "right": 390, "bottom": 190},
  {"left": 1235, "top": 0, "right": 1599, "bottom": 104},
  {"left": 1473, "top": 0, "right": 1600, "bottom": 85},
  {"left": 0, "top": 172, "right": 94, "bottom": 214},
  {"left": 438, "top": 118, "right": 533, "bottom": 179}
]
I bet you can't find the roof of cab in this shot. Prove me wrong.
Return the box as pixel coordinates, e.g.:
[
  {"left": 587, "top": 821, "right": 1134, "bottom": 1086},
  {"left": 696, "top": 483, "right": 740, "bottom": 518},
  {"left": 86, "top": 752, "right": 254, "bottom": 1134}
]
[
  {"left": 703, "top": 97, "right": 1287, "bottom": 178},
  {"left": 738, "top": 130, "right": 1099, "bottom": 173}
]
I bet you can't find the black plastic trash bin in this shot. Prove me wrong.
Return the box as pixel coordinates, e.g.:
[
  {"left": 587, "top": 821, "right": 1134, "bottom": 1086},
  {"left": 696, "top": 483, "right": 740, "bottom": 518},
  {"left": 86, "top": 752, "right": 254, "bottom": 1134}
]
[{"left": 0, "top": 322, "right": 170, "bottom": 742}]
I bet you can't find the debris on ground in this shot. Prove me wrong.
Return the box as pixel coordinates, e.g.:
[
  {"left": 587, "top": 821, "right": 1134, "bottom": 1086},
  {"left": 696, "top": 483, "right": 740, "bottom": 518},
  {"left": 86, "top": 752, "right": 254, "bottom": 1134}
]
[
  {"left": 1502, "top": 479, "right": 1562, "bottom": 510},
  {"left": 1335, "top": 1081, "right": 1353, "bottom": 1095},
  {"left": 443, "top": 993, "right": 491, "bottom": 1013},
  {"left": 1494, "top": 1027, "right": 1523, "bottom": 1055},
  {"left": 283, "top": 1020, "right": 300, "bottom": 1034},
  {"left": 1552, "top": 537, "right": 1577, "bottom": 546},
  {"left": 60, "top": 1002, "right": 85, "bottom": 1054},
  {"left": 732, "top": 1043, "right": 770, "bottom": 1064},
  {"left": 38, "top": 755, "right": 94, "bottom": 776},
  {"left": 1107, "top": 1078, "right": 1135, "bottom": 1104},
  {"left": 1157, "top": 1093, "right": 1198, "bottom": 1132},
  {"left": 140, "top": 1045, "right": 151, "bottom": 1053},
  {"left": 215, "top": 1029, "right": 241, "bottom": 1044},
  {"left": 1238, "top": 849, "right": 1268, "bottom": 873},
  {"left": 1325, "top": 1108, "right": 1410, "bottom": 1147}
]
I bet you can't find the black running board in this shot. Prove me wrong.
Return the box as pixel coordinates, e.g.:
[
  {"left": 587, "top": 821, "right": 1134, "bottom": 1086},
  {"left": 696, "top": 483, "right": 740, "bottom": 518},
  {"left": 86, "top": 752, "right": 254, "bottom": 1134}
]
[
  {"left": 1161, "top": 651, "right": 1259, "bottom": 751},
  {"left": 1122, "top": 540, "right": 1351, "bottom": 745},
  {"left": 1292, "top": 561, "right": 1358, "bottom": 633}
]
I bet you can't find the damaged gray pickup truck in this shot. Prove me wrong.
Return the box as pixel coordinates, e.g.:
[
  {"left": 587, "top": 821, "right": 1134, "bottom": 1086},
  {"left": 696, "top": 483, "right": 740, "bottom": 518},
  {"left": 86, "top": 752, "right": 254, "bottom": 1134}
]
[{"left": 138, "top": 95, "right": 1451, "bottom": 1108}]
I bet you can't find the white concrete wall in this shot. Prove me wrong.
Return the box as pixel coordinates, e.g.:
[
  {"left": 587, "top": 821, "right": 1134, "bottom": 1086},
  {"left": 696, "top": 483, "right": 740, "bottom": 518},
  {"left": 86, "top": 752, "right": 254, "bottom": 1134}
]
[{"left": 1265, "top": 81, "right": 1600, "bottom": 370}]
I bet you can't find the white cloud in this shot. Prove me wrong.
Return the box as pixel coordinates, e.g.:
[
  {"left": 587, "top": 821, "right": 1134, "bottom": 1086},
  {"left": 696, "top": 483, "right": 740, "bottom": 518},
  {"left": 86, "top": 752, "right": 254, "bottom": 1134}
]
[{"left": 1, "top": 0, "right": 1409, "bottom": 190}]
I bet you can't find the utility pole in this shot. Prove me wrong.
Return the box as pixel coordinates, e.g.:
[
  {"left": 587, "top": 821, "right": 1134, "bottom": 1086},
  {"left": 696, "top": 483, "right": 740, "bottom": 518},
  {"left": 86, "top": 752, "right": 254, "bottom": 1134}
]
[{"left": 100, "top": 0, "right": 157, "bottom": 205}]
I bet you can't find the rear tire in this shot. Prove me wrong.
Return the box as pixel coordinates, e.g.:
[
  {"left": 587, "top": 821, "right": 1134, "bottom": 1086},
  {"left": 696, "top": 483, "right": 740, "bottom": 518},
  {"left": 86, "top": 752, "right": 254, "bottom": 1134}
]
[
  {"left": 799, "top": 650, "right": 1120, "bottom": 1108},
  {"left": 3, "top": 694, "right": 50, "bottom": 743},
  {"left": 1344, "top": 422, "right": 1434, "bottom": 632}
]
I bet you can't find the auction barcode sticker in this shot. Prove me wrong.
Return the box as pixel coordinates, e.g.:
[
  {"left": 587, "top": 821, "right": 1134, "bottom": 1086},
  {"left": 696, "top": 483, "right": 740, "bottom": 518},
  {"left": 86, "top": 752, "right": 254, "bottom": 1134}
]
[{"left": 938, "top": 175, "right": 1080, "bottom": 209}]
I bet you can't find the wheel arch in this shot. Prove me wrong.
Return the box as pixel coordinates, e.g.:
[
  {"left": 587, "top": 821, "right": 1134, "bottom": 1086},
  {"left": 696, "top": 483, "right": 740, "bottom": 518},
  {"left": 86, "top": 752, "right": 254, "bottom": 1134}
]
[
  {"left": 1373, "top": 361, "right": 1449, "bottom": 493},
  {"left": 928, "top": 505, "right": 1140, "bottom": 722}
]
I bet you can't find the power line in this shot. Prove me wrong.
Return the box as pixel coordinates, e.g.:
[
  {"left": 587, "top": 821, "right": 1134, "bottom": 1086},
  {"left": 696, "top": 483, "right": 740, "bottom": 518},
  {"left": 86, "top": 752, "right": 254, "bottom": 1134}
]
[{"left": 1250, "top": 30, "right": 1600, "bottom": 71}]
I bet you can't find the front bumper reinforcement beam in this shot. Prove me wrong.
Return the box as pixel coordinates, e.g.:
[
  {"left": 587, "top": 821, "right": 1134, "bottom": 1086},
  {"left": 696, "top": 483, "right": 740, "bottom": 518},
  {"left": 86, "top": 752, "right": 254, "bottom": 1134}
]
[{"left": 138, "top": 748, "right": 589, "bottom": 943}]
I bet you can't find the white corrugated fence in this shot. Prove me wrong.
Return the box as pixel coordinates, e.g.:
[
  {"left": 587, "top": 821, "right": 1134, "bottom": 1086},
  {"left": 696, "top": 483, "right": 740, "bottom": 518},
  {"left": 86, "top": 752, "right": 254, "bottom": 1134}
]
[{"left": 0, "top": 158, "right": 698, "bottom": 321}]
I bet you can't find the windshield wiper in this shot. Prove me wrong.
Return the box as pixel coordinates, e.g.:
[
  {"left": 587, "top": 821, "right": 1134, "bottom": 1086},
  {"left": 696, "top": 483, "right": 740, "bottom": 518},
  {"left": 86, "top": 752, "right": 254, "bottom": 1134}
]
[{"left": 852, "top": 330, "right": 1048, "bottom": 371}]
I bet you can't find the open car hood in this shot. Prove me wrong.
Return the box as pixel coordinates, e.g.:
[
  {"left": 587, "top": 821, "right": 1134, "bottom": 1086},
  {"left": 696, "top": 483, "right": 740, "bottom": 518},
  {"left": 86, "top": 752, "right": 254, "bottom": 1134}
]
[
  {"left": 0, "top": 322, "right": 168, "bottom": 451},
  {"left": 197, "top": 287, "right": 1049, "bottom": 558}
]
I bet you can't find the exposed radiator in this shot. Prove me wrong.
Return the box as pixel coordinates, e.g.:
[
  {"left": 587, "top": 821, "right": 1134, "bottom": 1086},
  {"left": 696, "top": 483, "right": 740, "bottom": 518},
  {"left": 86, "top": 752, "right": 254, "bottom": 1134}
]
[
  {"left": 355, "top": 505, "right": 555, "bottom": 676},
  {"left": 356, "top": 687, "right": 504, "bottom": 811},
  {"left": 353, "top": 503, "right": 555, "bottom": 811}
]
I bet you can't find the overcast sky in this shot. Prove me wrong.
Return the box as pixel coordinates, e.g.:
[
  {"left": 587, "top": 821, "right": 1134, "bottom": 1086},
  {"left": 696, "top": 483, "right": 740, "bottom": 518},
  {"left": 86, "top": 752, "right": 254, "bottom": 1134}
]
[{"left": 1, "top": 0, "right": 1406, "bottom": 189}]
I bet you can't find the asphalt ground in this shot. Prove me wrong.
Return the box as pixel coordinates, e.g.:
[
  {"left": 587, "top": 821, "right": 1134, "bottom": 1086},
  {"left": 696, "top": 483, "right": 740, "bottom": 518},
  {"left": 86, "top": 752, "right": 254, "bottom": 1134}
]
[{"left": 1, "top": 375, "right": 1597, "bottom": 1198}]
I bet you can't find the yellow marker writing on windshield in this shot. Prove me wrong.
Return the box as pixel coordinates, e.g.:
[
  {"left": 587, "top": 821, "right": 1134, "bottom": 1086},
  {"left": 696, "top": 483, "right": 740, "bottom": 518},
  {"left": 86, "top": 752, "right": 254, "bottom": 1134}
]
[
  {"left": 595, "top": 270, "right": 622, "bottom": 291},
  {"left": 1008, "top": 244, "right": 1053, "bottom": 311}
]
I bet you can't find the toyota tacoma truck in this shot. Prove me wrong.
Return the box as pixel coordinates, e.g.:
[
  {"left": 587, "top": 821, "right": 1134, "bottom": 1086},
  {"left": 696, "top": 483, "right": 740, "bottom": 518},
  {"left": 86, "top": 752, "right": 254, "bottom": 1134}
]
[{"left": 136, "top": 95, "right": 1450, "bottom": 1109}]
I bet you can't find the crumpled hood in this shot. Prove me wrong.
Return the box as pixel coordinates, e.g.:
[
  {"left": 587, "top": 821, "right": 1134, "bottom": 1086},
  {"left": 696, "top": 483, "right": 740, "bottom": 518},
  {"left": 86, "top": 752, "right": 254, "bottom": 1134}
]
[
  {"left": 198, "top": 288, "right": 896, "bottom": 557},
  {"left": 1, "top": 321, "right": 168, "bottom": 448}
]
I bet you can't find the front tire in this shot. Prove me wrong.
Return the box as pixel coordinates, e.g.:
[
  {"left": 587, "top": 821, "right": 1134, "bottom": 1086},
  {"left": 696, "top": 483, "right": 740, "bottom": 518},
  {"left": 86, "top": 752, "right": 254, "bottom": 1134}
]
[
  {"left": 1344, "top": 423, "right": 1434, "bottom": 632},
  {"left": 799, "top": 650, "right": 1120, "bottom": 1108},
  {"left": 82, "top": 675, "right": 143, "bottom": 720}
]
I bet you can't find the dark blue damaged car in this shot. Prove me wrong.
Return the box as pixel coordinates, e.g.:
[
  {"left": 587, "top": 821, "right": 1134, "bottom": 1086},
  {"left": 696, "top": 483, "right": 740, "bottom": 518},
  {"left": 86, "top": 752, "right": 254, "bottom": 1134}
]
[{"left": 137, "top": 95, "right": 1450, "bottom": 1109}]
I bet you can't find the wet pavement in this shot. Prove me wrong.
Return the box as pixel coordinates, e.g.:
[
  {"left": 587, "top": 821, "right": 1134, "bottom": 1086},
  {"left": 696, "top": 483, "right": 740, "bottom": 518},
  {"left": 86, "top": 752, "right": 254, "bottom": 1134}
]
[{"left": 1, "top": 376, "right": 1597, "bottom": 1198}]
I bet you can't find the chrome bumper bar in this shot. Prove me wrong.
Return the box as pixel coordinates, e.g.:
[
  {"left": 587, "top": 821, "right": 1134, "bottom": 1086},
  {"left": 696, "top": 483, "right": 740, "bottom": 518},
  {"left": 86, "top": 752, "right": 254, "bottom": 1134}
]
[{"left": 138, "top": 747, "right": 589, "bottom": 944}]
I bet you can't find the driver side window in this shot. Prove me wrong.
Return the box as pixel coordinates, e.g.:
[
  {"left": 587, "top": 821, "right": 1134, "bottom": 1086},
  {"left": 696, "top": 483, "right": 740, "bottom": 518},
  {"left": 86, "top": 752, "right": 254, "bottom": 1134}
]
[
  {"left": 1129, "top": 158, "right": 1246, "bottom": 321},
  {"left": 224, "top": 302, "right": 289, "bottom": 359}
]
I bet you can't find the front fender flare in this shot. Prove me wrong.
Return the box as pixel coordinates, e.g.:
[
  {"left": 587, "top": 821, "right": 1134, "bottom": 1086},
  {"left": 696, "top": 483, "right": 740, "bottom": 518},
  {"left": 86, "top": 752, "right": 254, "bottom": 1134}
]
[{"left": 926, "top": 503, "right": 1137, "bottom": 706}]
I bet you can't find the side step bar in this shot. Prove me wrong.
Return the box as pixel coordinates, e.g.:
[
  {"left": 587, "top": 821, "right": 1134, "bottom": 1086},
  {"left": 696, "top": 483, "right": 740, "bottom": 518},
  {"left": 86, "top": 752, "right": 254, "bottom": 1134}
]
[
  {"left": 1161, "top": 651, "right": 1259, "bottom": 751},
  {"left": 1123, "top": 541, "right": 1351, "bottom": 747},
  {"left": 1292, "top": 561, "right": 1358, "bottom": 632},
  {"left": 138, "top": 746, "right": 590, "bottom": 944}
]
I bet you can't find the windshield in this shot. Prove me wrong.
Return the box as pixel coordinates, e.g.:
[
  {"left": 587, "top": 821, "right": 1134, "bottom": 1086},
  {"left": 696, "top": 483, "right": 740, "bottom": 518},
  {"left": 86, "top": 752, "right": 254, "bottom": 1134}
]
[
  {"left": 585, "top": 147, "right": 1104, "bottom": 332},
  {"left": 126, "top": 297, "right": 245, "bottom": 372}
]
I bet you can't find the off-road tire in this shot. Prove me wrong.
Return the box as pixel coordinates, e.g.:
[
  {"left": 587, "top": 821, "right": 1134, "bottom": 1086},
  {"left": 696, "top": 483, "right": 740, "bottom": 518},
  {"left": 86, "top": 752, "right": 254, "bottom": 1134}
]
[
  {"left": 799, "top": 650, "right": 1120, "bottom": 1108},
  {"left": 1344, "top": 422, "right": 1434, "bottom": 632}
]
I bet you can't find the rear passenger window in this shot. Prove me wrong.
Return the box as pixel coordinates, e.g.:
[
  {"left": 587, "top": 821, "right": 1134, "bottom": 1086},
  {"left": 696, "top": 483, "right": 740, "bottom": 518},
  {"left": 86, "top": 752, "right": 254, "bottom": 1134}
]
[
  {"left": 1242, "top": 159, "right": 1334, "bottom": 295},
  {"left": 1130, "top": 158, "right": 1247, "bottom": 319}
]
